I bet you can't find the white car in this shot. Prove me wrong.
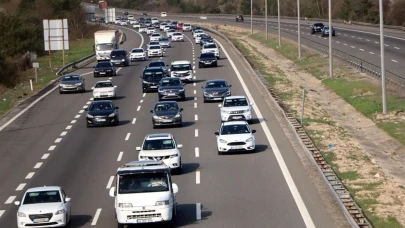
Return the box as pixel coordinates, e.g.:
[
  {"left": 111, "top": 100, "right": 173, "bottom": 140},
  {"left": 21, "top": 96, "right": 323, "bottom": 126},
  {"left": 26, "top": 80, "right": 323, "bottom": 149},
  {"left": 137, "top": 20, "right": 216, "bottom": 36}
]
[
  {"left": 215, "top": 121, "right": 256, "bottom": 155},
  {"left": 201, "top": 42, "right": 220, "bottom": 58},
  {"left": 150, "top": 33, "right": 161, "bottom": 42},
  {"left": 161, "top": 12, "right": 167, "bottom": 17},
  {"left": 200, "top": 16, "right": 208, "bottom": 20},
  {"left": 148, "top": 45, "right": 164, "bottom": 57},
  {"left": 92, "top": 80, "right": 117, "bottom": 100},
  {"left": 139, "top": 26, "right": 147, "bottom": 33},
  {"left": 218, "top": 96, "right": 253, "bottom": 123},
  {"left": 163, "top": 25, "right": 171, "bottom": 32},
  {"left": 109, "top": 160, "right": 178, "bottom": 227},
  {"left": 193, "top": 29, "right": 204, "bottom": 39},
  {"left": 133, "top": 22, "right": 141, "bottom": 29},
  {"left": 128, "top": 15, "right": 134, "bottom": 20},
  {"left": 160, "top": 23, "right": 168, "bottom": 30},
  {"left": 15, "top": 186, "right": 71, "bottom": 228},
  {"left": 130, "top": 48, "right": 147, "bottom": 61},
  {"left": 129, "top": 19, "right": 136, "bottom": 25},
  {"left": 159, "top": 37, "right": 172, "bottom": 48},
  {"left": 137, "top": 133, "right": 183, "bottom": 173},
  {"left": 115, "top": 18, "right": 120, "bottom": 24},
  {"left": 171, "top": 32, "right": 184, "bottom": 42},
  {"left": 167, "top": 29, "right": 176, "bottom": 38},
  {"left": 119, "top": 20, "right": 128, "bottom": 26},
  {"left": 169, "top": 60, "right": 193, "bottom": 82},
  {"left": 182, "top": 23, "right": 192, "bottom": 31},
  {"left": 195, "top": 33, "right": 206, "bottom": 44},
  {"left": 147, "top": 27, "right": 156, "bottom": 34},
  {"left": 152, "top": 18, "right": 159, "bottom": 24}
]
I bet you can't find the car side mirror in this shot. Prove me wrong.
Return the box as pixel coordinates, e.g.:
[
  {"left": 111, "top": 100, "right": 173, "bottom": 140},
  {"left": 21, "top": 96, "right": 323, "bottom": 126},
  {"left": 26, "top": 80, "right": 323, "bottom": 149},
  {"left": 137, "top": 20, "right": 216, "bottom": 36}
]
[
  {"left": 65, "top": 197, "right": 71, "bottom": 202},
  {"left": 172, "top": 183, "right": 179, "bottom": 194},
  {"left": 229, "top": 85, "right": 232, "bottom": 87},
  {"left": 177, "top": 144, "right": 183, "bottom": 149},
  {"left": 197, "top": 57, "right": 200, "bottom": 59},
  {"left": 214, "top": 131, "right": 219, "bottom": 135},
  {"left": 180, "top": 108, "right": 183, "bottom": 112},
  {"left": 93, "top": 66, "right": 96, "bottom": 68},
  {"left": 14, "top": 201, "right": 20, "bottom": 206},
  {"left": 84, "top": 108, "right": 88, "bottom": 111},
  {"left": 109, "top": 187, "right": 116, "bottom": 197},
  {"left": 115, "top": 107, "right": 119, "bottom": 109},
  {"left": 136, "top": 147, "right": 141, "bottom": 151},
  {"left": 218, "top": 104, "right": 222, "bottom": 108},
  {"left": 252, "top": 129, "right": 256, "bottom": 133},
  {"left": 250, "top": 103, "right": 254, "bottom": 106},
  {"left": 114, "top": 85, "right": 117, "bottom": 88},
  {"left": 139, "top": 76, "right": 142, "bottom": 79},
  {"left": 91, "top": 87, "right": 95, "bottom": 90}
]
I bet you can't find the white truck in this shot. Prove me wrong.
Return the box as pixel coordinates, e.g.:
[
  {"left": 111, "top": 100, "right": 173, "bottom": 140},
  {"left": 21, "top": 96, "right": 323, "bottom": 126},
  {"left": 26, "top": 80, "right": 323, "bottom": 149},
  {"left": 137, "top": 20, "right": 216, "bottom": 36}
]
[
  {"left": 104, "top": 8, "right": 116, "bottom": 24},
  {"left": 94, "top": 30, "right": 119, "bottom": 62}
]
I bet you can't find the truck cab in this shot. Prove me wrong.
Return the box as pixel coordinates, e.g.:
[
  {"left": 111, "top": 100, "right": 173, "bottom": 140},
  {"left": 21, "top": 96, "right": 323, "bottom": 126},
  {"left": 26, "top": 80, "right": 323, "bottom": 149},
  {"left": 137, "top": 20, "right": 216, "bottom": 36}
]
[
  {"left": 109, "top": 161, "right": 178, "bottom": 228},
  {"left": 94, "top": 30, "right": 119, "bottom": 62}
]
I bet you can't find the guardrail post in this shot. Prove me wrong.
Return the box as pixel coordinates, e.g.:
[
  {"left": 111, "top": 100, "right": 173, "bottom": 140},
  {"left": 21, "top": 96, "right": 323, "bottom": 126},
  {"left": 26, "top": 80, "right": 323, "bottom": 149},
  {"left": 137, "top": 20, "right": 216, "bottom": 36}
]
[{"left": 360, "top": 61, "right": 363, "bottom": 72}]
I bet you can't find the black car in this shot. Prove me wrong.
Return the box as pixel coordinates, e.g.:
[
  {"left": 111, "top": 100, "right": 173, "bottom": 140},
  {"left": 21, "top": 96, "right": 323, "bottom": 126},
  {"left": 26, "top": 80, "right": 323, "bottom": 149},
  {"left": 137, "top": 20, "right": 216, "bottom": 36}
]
[
  {"left": 139, "top": 17, "right": 145, "bottom": 23},
  {"left": 110, "top": 49, "right": 129, "bottom": 67},
  {"left": 169, "top": 25, "right": 177, "bottom": 30},
  {"left": 124, "top": 12, "right": 128, "bottom": 15},
  {"left": 142, "top": 12, "right": 148, "bottom": 16},
  {"left": 141, "top": 67, "right": 166, "bottom": 93},
  {"left": 144, "top": 20, "right": 152, "bottom": 27},
  {"left": 94, "top": 61, "right": 117, "bottom": 77},
  {"left": 148, "top": 61, "right": 169, "bottom": 75},
  {"left": 59, "top": 74, "right": 86, "bottom": 94},
  {"left": 311, "top": 22, "right": 324, "bottom": 34},
  {"left": 199, "top": 34, "right": 214, "bottom": 46},
  {"left": 202, "top": 79, "right": 232, "bottom": 102},
  {"left": 158, "top": 77, "right": 186, "bottom": 101},
  {"left": 85, "top": 100, "right": 119, "bottom": 127},
  {"left": 198, "top": 53, "right": 218, "bottom": 68},
  {"left": 236, "top": 15, "right": 244, "bottom": 22},
  {"left": 150, "top": 101, "right": 183, "bottom": 128}
]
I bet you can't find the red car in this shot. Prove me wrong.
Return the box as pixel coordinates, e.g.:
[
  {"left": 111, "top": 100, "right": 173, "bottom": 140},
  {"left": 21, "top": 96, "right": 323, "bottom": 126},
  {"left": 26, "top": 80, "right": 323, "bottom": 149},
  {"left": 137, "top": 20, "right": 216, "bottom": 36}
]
[{"left": 177, "top": 23, "right": 183, "bottom": 30}]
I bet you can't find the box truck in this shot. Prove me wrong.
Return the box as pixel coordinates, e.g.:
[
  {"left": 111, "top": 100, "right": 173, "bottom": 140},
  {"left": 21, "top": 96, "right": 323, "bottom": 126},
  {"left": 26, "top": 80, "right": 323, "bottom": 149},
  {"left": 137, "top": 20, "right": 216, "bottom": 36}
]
[{"left": 94, "top": 30, "right": 119, "bottom": 61}]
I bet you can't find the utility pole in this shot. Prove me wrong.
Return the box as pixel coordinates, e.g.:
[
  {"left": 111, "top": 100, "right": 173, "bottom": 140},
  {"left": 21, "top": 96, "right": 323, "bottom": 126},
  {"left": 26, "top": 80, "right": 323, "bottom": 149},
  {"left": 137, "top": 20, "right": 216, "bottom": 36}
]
[
  {"left": 251, "top": 0, "right": 253, "bottom": 34},
  {"left": 265, "top": 0, "right": 268, "bottom": 40},
  {"left": 277, "top": 0, "right": 281, "bottom": 46},
  {"left": 328, "top": 0, "right": 333, "bottom": 78},
  {"left": 297, "top": 0, "right": 301, "bottom": 58},
  {"left": 379, "top": 0, "right": 387, "bottom": 114}
]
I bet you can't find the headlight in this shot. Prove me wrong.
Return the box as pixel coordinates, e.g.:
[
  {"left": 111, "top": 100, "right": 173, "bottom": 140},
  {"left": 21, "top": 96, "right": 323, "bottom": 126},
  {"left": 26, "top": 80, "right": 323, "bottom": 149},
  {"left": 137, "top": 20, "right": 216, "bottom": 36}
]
[
  {"left": 219, "top": 139, "right": 227, "bottom": 143},
  {"left": 169, "top": 154, "right": 178, "bottom": 158},
  {"left": 179, "top": 88, "right": 185, "bottom": 92},
  {"left": 106, "top": 69, "right": 112, "bottom": 71},
  {"left": 246, "top": 137, "right": 253, "bottom": 142},
  {"left": 155, "top": 200, "right": 169, "bottom": 206},
  {"left": 17, "top": 212, "right": 26, "bottom": 217},
  {"left": 175, "top": 113, "right": 181, "bottom": 118},
  {"left": 55, "top": 209, "right": 66, "bottom": 215},
  {"left": 221, "top": 109, "right": 231, "bottom": 114},
  {"left": 244, "top": 109, "right": 251, "bottom": 113},
  {"left": 143, "top": 81, "right": 149, "bottom": 84},
  {"left": 226, "top": 91, "right": 231, "bottom": 95},
  {"left": 108, "top": 113, "right": 116, "bottom": 117},
  {"left": 75, "top": 83, "right": 81, "bottom": 86},
  {"left": 118, "top": 203, "right": 133, "bottom": 208},
  {"left": 158, "top": 89, "right": 163, "bottom": 92},
  {"left": 122, "top": 59, "right": 125, "bottom": 61},
  {"left": 203, "top": 92, "right": 209, "bottom": 96},
  {"left": 87, "top": 114, "right": 94, "bottom": 118},
  {"left": 153, "top": 115, "right": 161, "bottom": 120}
]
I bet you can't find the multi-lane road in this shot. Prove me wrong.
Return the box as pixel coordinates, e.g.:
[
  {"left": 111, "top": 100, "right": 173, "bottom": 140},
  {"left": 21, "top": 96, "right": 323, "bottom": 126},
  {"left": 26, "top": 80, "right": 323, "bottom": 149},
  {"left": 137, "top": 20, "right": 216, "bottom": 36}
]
[{"left": 0, "top": 23, "right": 346, "bottom": 227}]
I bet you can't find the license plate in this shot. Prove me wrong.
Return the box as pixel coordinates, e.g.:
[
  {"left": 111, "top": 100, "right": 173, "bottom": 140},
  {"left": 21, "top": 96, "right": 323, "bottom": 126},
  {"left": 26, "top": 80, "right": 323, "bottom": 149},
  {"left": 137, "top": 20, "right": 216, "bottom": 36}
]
[
  {"left": 231, "top": 146, "right": 243, "bottom": 149},
  {"left": 101, "top": 93, "right": 108, "bottom": 96},
  {"left": 232, "top": 116, "right": 242, "bottom": 119},
  {"left": 161, "top": 120, "right": 172, "bottom": 123},
  {"left": 33, "top": 218, "right": 49, "bottom": 223},
  {"left": 150, "top": 86, "right": 157, "bottom": 88},
  {"left": 100, "top": 72, "right": 106, "bottom": 74},
  {"left": 213, "top": 97, "right": 222, "bottom": 100},
  {"left": 168, "top": 93, "right": 175, "bottom": 96},
  {"left": 137, "top": 219, "right": 151, "bottom": 223},
  {"left": 96, "top": 118, "right": 106, "bottom": 122}
]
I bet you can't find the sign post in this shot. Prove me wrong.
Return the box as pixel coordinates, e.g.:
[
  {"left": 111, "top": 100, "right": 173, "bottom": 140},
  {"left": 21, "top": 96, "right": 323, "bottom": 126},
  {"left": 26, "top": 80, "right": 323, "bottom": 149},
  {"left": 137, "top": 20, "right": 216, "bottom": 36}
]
[{"left": 33, "top": 62, "right": 39, "bottom": 83}]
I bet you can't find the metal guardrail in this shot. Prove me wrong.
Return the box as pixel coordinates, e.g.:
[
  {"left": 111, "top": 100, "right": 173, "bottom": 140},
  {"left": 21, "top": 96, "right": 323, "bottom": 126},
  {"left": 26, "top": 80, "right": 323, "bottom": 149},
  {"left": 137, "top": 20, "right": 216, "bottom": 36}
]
[
  {"left": 56, "top": 53, "right": 96, "bottom": 76},
  {"left": 199, "top": 25, "right": 372, "bottom": 228}
]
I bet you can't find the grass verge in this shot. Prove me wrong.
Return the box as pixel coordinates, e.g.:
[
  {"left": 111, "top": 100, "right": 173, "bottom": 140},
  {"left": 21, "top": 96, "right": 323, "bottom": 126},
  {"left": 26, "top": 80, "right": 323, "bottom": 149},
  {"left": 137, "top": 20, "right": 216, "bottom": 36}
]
[{"left": 0, "top": 38, "right": 94, "bottom": 118}]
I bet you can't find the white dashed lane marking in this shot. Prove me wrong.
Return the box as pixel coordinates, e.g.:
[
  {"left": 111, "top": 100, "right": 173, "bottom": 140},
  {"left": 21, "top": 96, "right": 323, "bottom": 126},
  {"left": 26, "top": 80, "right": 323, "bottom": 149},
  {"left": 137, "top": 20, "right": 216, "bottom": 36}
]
[
  {"left": 392, "top": 59, "right": 398, "bottom": 63},
  {"left": 125, "top": 133, "right": 131, "bottom": 141},
  {"left": 4, "top": 196, "right": 16, "bottom": 204},
  {"left": 48, "top": 145, "right": 56, "bottom": 151},
  {"left": 193, "top": 83, "right": 196, "bottom": 86},
  {"left": 91, "top": 208, "right": 102, "bottom": 226},
  {"left": 343, "top": 43, "right": 347, "bottom": 46},
  {"left": 66, "top": 125, "right": 72, "bottom": 130},
  {"left": 60, "top": 131, "right": 67, "bottom": 136},
  {"left": 142, "top": 93, "right": 146, "bottom": 97},
  {"left": 195, "top": 147, "right": 199, "bottom": 157},
  {"left": 0, "top": 210, "right": 4, "bottom": 218},
  {"left": 75, "top": 115, "right": 80, "bottom": 118},
  {"left": 25, "top": 172, "right": 35, "bottom": 179},
  {"left": 117, "top": 152, "right": 123, "bottom": 161},
  {"left": 194, "top": 90, "right": 196, "bottom": 94},
  {"left": 83, "top": 105, "right": 88, "bottom": 109},
  {"left": 106, "top": 176, "right": 114, "bottom": 189},
  {"left": 369, "top": 52, "right": 374, "bottom": 54},
  {"left": 41, "top": 153, "right": 50, "bottom": 160},
  {"left": 359, "top": 49, "right": 364, "bottom": 51},
  {"left": 140, "top": 100, "right": 143, "bottom": 103},
  {"left": 70, "top": 120, "right": 76, "bottom": 124},
  {"left": 351, "top": 46, "right": 355, "bottom": 48},
  {"left": 55, "top": 138, "right": 62, "bottom": 143},
  {"left": 86, "top": 101, "right": 91, "bottom": 105},
  {"left": 375, "top": 41, "right": 379, "bottom": 44},
  {"left": 366, "top": 39, "right": 370, "bottom": 41},
  {"left": 395, "top": 47, "right": 400, "bottom": 49},
  {"left": 34, "top": 162, "right": 43, "bottom": 169},
  {"left": 194, "top": 97, "right": 197, "bottom": 101},
  {"left": 132, "top": 118, "right": 136, "bottom": 124},
  {"left": 194, "top": 103, "right": 197, "bottom": 108},
  {"left": 385, "top": 44, "right": 389, "bottom": 47},
  {"left": 79, "top": 110, "right": 84, "bottom": 114},
  {"left": 137, "top": 106, "right": 141, "bottom": 111},
  {"left": 195, "top": 115, "right": 198, "bottom": 121},
  {"left": 16, "top": 183, "right": 26, "bottom": 191},
  {"left": 196, "top": 171, "right": 200, "bottom": 184},
  {"left": 195, "top": 129, "right": 199, "bottom": 137}
]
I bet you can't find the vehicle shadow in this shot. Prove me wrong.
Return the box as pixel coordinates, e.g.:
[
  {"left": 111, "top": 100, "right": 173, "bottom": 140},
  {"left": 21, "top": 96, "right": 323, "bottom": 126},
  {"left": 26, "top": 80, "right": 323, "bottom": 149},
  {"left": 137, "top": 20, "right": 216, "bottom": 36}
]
[
  {"left": 118, "top": 120, "right": 131, "bottom": 126},
  {"left": 113, "top": 95, "right": 126, "bottom": 100},
  {"left": 68, "top": 214, "right": 92, "bottom": 227},
  {"left": 180, "top": 163, "right": 200, "bottom": 175},
  {"left": 179, "top": 121, "right": 195, "bottom": 127}
]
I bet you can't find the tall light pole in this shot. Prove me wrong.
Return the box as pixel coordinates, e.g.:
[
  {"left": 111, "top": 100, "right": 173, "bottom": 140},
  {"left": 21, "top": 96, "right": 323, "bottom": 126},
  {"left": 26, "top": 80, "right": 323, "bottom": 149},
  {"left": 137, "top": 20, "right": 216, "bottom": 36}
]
[
  {"left": 297, "top": 0, "right": 301, "bottom": 58},
  {"left": 265, "top": 0, "right": 268, "bottom": 40},
  {"left": 277, "top": 0, "right": 281, "bottom": 46},
  {"left": 328, "top": 0, "right": 333, "bottom": 78},
  {"left": 251, "top": 0, "right": 253, "bottom": 34},
  {"left": 379, "top": 0, "right": 387, "bottom": 114}
]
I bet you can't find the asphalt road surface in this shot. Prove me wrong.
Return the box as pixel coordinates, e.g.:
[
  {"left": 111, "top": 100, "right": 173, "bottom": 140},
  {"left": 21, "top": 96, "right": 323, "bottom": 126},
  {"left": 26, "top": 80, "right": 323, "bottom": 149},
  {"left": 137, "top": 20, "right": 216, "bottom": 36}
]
[{"left": 0, "top": 24, "right": 342, "bottom": 227}]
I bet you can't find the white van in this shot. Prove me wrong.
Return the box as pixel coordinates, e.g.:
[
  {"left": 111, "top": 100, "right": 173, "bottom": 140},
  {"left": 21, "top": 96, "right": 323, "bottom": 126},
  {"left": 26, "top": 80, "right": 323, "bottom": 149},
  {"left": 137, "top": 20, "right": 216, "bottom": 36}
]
[{"left": 109, "top": 161, "right": 178, "bottom": 227}]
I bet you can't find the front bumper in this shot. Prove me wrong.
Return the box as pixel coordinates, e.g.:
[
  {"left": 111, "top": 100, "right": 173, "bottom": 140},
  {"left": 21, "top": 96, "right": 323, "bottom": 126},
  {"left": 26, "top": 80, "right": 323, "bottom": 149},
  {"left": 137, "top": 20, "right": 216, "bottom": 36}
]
[
  {"left": 171, "top": 73, "right": 192, "bottom": 82},
  {"left": 153, "top": 117, "right": 182, "bottom": 126},
  {"left": 116, "top": 206, "right": 173, "bottom": 224},
  {"left": 203, "top": 92, "right": 230, "bottom": 101},
  {"left": 217, "top": 140, "right": 256, "bottom": 152},
  {"left": 148, "top": 52, "right": 163, "bottom": 57},
  {"left": 172, "top": 37, "right": 184, "bottom": 42},
  {"left": 140, "top": 156, "right": 181, "bottom": 169},
  {"left": 199, "top": 60, "right": 217, "bottom": 67},
  {"left": 158, "top": 91, "right": 185, "bottom": 100},
  {"left": 94, "top": 71, "right": 114, "bottom": 76},
  {"left": 59, "top": 85, "right": 83, "bottom": 92},
  {"left": 143, "top": 84, "right": 159, "bottom": 91},
  {"left": 17, "top": 213, "right": 67, "bottom": 228},
  {"left": 87, "top": 116, "right": 118, "bottom": 126},
  {"left": 130, "top": 55, "right": 146, "bottom": 61},
  {"left": 160, "top": 43, "right": 171, "bottom": 48},
  {"left": 111, "top": 60, "right": 127, "bottom": 66},
  {"left": 93, "top": 92, "right": 115, "bottom": 99},
  {"left": 221, "top": 113, "right": 252, "bottom": 122}
]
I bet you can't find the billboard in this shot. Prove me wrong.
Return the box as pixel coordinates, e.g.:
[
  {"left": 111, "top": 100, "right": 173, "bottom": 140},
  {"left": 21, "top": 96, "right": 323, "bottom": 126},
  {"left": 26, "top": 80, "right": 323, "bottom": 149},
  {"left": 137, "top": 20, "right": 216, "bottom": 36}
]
[{"left": 43, "top": 19, "right": 69, "bottom": 51}]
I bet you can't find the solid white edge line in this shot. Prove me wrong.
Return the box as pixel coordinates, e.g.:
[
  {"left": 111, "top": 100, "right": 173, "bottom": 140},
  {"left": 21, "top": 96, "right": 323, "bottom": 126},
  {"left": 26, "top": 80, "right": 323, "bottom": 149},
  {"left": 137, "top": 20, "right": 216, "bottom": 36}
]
[
  {"left": 91, "top": 208, "right": 102, "bottom": 226},
  {"left": 25, "top": 172, "right": 35, "bottom": 179},
  {"left": 34, "top": 162, "right": 43, "bottom": 169},
  {"left": 5, "top": 196, "right": 16, "bottom": 204},
  {"left": 106, "top": 176, "right": 114, "bottom": 189},
  {"left": 16, "top": 183, "right": 26, "bottom": 191},
  {"left": 196, "top": 171, "right": 200, "bottom": 184},
  {"left": 195, "top": 129, "right": 198, "bottom": 137},
  {"left": 0, "top": 210, "right": 5, "bottom": 218},
  {"left": 215, "top": 38, "right": 316, "bottom": 228},
  {"left": 195, "top": 147, "right": 199, "bottom": 157},
  {"left": 117, "top": 152, "right": 124, "bottom": 161}
]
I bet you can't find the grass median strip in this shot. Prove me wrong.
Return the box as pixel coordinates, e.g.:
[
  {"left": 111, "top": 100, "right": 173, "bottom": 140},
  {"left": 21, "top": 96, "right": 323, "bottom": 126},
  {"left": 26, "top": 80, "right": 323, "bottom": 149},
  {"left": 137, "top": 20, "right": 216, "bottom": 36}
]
[{"left": 0, "top": 38, "right": 94, "bottom": 118}]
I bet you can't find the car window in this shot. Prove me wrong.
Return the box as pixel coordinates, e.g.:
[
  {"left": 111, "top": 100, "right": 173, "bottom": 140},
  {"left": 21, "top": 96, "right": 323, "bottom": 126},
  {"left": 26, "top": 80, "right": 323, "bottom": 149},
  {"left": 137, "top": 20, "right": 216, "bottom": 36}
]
[
  {"left": 23, "top": 190, "right": 62, "bottom": 204},
  {"left": 206, "top": 81, "right": 227, "bottom": 88},
  {"left": 149, "top": 42, "right": 159, "bottom": 45},
  {"left": 89, "top": 102, "right": 114, "bottom": 111},
  {"left": 173, "top": 33, "right": 182, "bottom": 36},
  {"left": 150, "top": 46, "right": 160, "bottom": 49},
  {"left": 154, "top": 103, "right": 178, "bottom": 112},
  {"left": 61, "top": 75, "right": 81, "bottom": 81},
  {"left": 111, "top": 51, "right": 126, "bottom": 57},
  {"left": 132, "top": 49, "right": 143, "bottom": 53},
  {"left": 96, "top": 62, "right": 112, "bottom": 67},
  {"left": 221, "top": 124, "right": 250, "bottom": 135},
  {"left": 95, "top": 82, "right": 114, "bottom": 88},
  {"left": 149, "top": 62, "right": 165, "bottom": 67},
  {"left": 143, "top": 70, "right": 164, "bottom": 79},
  {"left": 171, "top": 64, "right": 191, "bottom": 71},
  {"left": 159, "top": 37, "right": 169, "bottom": 41},
  {"left": 118, "top": 173, "right": 169, "bottom": 194},
  {"left": 152, "top": 34, "right": 160, "bottom": 37},
  {"left": 143, "top": 139, "right": 175, "bottom": 150},
  {"left": 223, "top": 98, "right": 248, "bottom": 107},
  {"left": 160, "top": 78, "right": 181, "bottom": 86}
]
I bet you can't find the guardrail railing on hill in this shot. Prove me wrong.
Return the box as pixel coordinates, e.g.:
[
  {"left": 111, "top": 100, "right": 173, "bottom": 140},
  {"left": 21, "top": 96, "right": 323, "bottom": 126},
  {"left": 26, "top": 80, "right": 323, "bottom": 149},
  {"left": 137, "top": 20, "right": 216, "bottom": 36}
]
[{"left": 56, "top": 53, "right": 96, "bottom": 76}]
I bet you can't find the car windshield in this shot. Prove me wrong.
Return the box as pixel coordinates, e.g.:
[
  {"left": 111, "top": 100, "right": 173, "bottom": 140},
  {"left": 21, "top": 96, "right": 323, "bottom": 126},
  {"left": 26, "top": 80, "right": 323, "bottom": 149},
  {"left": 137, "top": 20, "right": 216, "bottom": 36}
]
[
  {"left": 111, "top": 51, "right": 126, "bottom": 57},
  {"left": 173, "top": 33, "right": 182, "bottom": 36},
  {"left": 204, "top": 44, "right": 217, "bottom": 49},
  {"left": 61, "top": 75, "right": 81, "bottom": 81},
  {"left": 149, "top": 62, "right": 165, "bottom": 67},
  {"left": 23, "top": 190, "right": 61, "bottom": 204},
  {"left": 200, "top": 53, "right": 215, "bottom": 58},
  {"left": 314, "top": 23, "right": 323, "bottom": 27},
  {"left": 168, "top": 29, "right": 175, "bottom": 32},
  {"left": 195, "top": 30, "right": 203, "bottom": 33},
  {"left": 143, "top": 70, "right": 164, "bottom": 79},
  {"left": 160, "top": 78, "right": 182, "bottom": 86},
  {"left": 152, "top": 34, "right": 160, "bottom": 37},
  {"left": 96, "top": 62, "right": 111, "bottom": 68},
  {"left": 96, "top": 43, "right": 113, "bottom": 51},
  {"left": 140, "top": 26, "right": 146, "bottom": 28},
  {"left": 171, "top": 64, "right": 191, "bottom": 71},
  {"left": 154, "top": 103, "right": 179, "bottom": 112},
  {"left": 150, "top": 46, "right": 161, "bottom": 49},
  {"left": 95, "top": 82, "right": 114, "bottom": 88},
  {"left": 143, "top": 139, "right": 175, "bottom": 150},
  {"left": 118, "top": 173, "right": 169, "bottom": 194},
  {"left": 89, "top": 102, "right": 114, "bottom": 111},
  {"left": 201, "top": 35, "right": 212, "bottom": 39},
  {"left": 221, "top": 124, "right": 250, "bottom": 135},
  {"left": 184, "top": 24, "right": 190, "bottom": 26},
  {"left": 149, "top": 42, "right": 159, "bottom": 45},
  {"left": 206, "top": 81, "right": 227, "bottom": 88},
  {"left": 159, "top": 38, "right": 169, "bottom": 41},
  {"left": 223, "top": 98, "right": 248, "bottom": 107},
  {"left": 132, "top": 49, "right": 143, "bottom": 53}
]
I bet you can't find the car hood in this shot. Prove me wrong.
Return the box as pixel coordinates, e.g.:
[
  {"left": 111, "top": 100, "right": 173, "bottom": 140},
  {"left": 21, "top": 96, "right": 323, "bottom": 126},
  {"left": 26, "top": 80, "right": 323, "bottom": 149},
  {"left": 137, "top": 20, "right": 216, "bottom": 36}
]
[
  {"left": 131, "top": 52, "right": 145, "bottom": 55},
  {"left": 93, "top": 87, "right": 115, "bottom": 92},
  {"left": 203, "top": 48, "right": 218, "bottom": 52},
  {"left": 88, "top": 110, "right": 115, "bottom": 116},
  {"left": 154, "top": 110, "right": 179, "bottom": 117},
  {"left": 204, "top": 87, "right": 229, "bottom": 93},
  {"left": 221, "top": 106, "right": 250, "bottom": 111},
  {"left": 60, "top": 80, "right": 82, "bottom": 84},
  {"left": 95, "top": 67, "right": 112, "bottom": 70},
  {"left": 159, "top": 85, "right": 184, "bottom": 90},
  {"left": 218, "top": 133, "right": 253, "bottom": 141},
  {"left": 139, "top": 149, "right": 179, "bottom": 157},
  {"left": 116, "top": 192, "right": 171, "bottom": 207},
  {"left": 19, "top": 202, "right": 64, "bottom": 214},
  {"left": 111, "top": 56, "right": 126, "bottom": 60}
]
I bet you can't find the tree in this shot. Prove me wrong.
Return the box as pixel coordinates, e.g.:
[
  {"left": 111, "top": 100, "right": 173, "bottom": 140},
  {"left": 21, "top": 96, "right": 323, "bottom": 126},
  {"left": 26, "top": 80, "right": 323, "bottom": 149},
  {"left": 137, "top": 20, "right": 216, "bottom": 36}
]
[{"left": 340, "top": 0, "right": 352, "bottom": 20}]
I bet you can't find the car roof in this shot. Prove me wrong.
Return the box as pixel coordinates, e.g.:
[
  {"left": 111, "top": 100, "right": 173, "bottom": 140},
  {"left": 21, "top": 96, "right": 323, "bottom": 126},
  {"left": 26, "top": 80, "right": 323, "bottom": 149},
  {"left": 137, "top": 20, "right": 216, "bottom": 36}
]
[
  {"left": 146, "top": 133, "right": 173, "bottom": 140},
  {"left": 171, "top": 60, "right": 190, "bottom": 64},
  {"left": 225, "top": 95, "right": 247, "bottom": 99},
  {"left": 222, "top": 121, "right": 249, "bottom": 126},
  {"left": 206, "top": 79, "right": 227, "bottom": 83},
  {"left": 26, "top": 186, "right": 62, "bottom": 192}
]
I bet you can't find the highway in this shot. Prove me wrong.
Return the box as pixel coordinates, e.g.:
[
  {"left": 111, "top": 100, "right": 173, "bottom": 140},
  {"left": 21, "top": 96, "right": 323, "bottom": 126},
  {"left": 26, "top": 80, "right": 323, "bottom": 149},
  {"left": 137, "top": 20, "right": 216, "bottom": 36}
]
[{"left": 0, "top": 24, "right": 344, "bottom": 227}]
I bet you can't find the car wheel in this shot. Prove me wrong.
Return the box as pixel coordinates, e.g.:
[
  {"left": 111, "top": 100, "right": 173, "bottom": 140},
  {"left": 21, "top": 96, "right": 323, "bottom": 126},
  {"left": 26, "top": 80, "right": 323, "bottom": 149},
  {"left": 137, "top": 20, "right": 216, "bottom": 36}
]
[
  {"left": 247, "top": 119, "right": 253, "bottom": 124},
  {"left": 59, "top": 90, "right": 63, "bottom": 94},
  {"left": 114, "top": 118, "right": 119, "bottom": 126},
  {"left": 82, "top": 87, "right": 86, "bottom": 93},
  {"left": 218, "top": 151, "right": 222, "bottom": 155},
  {"left": 87, "top": 124, "right": 91, "bottom": 128},
  {"left": 214, "top": 63, "right": 218, "bottom": 67},
  {"left": 203, "top": 99, "right": 207, "bottom": 103},
  {"left": 198, "top": 64, "right": 202, "bottom": 68},
  {"left": 117, "top": 222, "right": 124, "bottom": 228},
  {"left": 152, "top": 123, "right": 157, "bottom": 129},
  {"left": 167, "top": 209, "right": 176, "bottom": 228},
  {"left": 182, "top": 96, "right": 186, "bottom": 101}
]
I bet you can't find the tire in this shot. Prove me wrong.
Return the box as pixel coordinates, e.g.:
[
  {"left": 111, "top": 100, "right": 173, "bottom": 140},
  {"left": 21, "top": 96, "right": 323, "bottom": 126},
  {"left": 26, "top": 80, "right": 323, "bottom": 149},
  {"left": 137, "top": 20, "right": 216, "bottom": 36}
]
[
  {"left": 182, "top": 96, "right": 186, "bottom": 101},
  {"left": 203, "top": 99, "right": 207, "bottom": 103},
  {"left": 86, "top": 124, "right": 91, "bottom": 128},
  {"left": 247, "top": 119, "right": 253, "bottom": 124},
  {"left": 218, "top": 151, "right": 222, "bottom": 155},
  {"left": 214, "top": 63, "right": 218, "bottom": 67},
  {"left": 82, "top": 87, "right": 86, "bottom": 93},
  {"left": 114, "top": 119, "right": 119, "bottom": 126},
  {"left": 198, "top": 64, "right": 202, "bottom": 68},
  {"left": 152, "top": 123, "right": 157, "bottom": 129},
  {"left": 167, "top": 209, "right": 176, "bottom": 228},
  {"left": 117, "top": 222, "right": 124, "bottom": 228},
  {"left": 59, "top": 90, "right": 63, "bottom": 94}
]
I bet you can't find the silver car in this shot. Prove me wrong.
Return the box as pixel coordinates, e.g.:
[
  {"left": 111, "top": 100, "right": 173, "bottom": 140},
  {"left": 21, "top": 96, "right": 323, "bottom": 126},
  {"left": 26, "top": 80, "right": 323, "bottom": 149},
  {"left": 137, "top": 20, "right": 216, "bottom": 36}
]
[
  {"left": 59, "top": 74, "right": 85, "bottom": 94},
  {"left": 159, "top": 37, "right": 171, "bottom": 48}
]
